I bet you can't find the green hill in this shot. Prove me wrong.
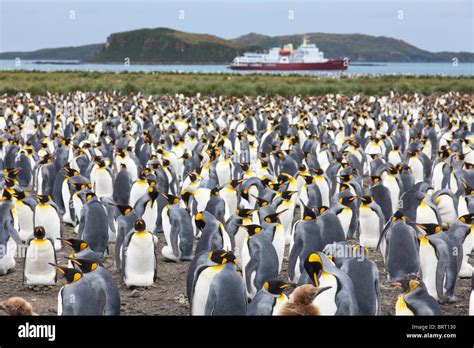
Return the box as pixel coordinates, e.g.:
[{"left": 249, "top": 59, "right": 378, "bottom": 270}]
[
  {"left": 90, "top": 28, "right": 256, "bottom": 63},
  {"left": 0, "top": 44, "right": 102, "bottom": 61},
  {"left": 232, "top": 32, "right": 474, "bottom": 63}
]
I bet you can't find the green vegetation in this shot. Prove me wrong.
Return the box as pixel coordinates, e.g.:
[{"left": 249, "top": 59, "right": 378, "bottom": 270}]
[
  {"left": 0, "top": 44, "right": 102, "bottom": 61},
  {"left": 91, "top": 28, "right": 257, "bottom": 63},
  {"left": 1, "top": 28, "right": 472, "bottom": 63},
  {"left": 0, "top": 71, "right": 472, "bottom": 96}
]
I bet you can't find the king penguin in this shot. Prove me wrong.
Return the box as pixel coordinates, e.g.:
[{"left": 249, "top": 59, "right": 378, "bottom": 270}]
[
  {"left": 23, "top": 226, "right": 56, "bottom": 286},
  {"left": 51, "top": 263, "right": 107, "bottom": 315},
  {"left": 394, "top": 275, "right": 441, "bottom": 315},
  {"left": 301, "top": 252, "right": 359, "bottom": 315},
  {"left": 122, "top": 219, "right": 157, "bottom": 288},
  {"left": 358, "top": 196, "right": 384, "bottom": 249},
  {"left": 246, "top": 278, "right": 295, "bottom": 316},
  {"left": 340, "top": 246, "right": 380, "bottom": 315},
  {"left": 34, "top": 195, "right": 62, "bottom": 251},
  {"left": 68, "top": 257, "right": 120, "bottom": 315}
]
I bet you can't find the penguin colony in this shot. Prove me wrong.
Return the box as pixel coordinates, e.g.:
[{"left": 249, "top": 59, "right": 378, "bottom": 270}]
[{"left": 0, "top": 91, "right": 473, "bottom": 316}]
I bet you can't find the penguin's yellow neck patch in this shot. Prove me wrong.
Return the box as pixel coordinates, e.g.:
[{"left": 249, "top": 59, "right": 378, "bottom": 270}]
[
  {"left": 395, "top": 295, "right": 413, "bottom": 315},
  {"left": 277, "top": 294, "right": 287, "bottom": 302},
  {"left": 32, "top": 239, "right": 47, "bottom": 245},
  {"left": 134, "top": 231, "right": 149, "bottom": 237},
  {"left": 137, "top": 180, "right": 147, "bottom": 186}
]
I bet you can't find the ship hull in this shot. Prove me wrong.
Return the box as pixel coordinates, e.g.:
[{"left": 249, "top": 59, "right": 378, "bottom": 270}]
[{"left": 229, "top": 59, "right": 347, "bottom": 71}]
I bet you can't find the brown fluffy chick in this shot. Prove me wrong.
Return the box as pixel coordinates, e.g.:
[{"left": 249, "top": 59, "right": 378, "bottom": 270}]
[
  {"left": 0, "top": 297, "right": 37, "bottom": 316},
  {"left": 278, "top": 284, "right": 330, "bottom": 316}
]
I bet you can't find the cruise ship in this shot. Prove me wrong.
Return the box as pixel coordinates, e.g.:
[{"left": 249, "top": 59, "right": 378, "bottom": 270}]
[{"left": 230, "top": 36, "right": 348, "bottom": 71}]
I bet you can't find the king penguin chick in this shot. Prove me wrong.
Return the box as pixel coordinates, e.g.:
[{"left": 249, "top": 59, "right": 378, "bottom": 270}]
[{"left": 278, "top": 284, "right": 331, "bottom": 316}]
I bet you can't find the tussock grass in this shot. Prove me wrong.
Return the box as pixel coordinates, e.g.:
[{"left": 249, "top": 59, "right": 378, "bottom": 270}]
[{"left": 0, "top": 70, "right": 472, "bottom": 96}]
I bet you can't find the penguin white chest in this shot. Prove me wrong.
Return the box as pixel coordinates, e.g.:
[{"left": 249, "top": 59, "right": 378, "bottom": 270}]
[
  {"left": 272, "top": 295, "right": 288, "bottom": 316},
  {"left": 16, "top": 200, "right": 34, "bottom": 240},
  {"left": 312, "top": 273, "right": 338, "bottom": 315},
  {"left": 459, "top": 228, "right": 473, "bottom": 278},
  {"left": 315, "top": 177, "right": 330, "bottom": 206},
  {"left": 25, "top": 240, "right": 56, "bottom": 285},
  {"left": 419, "top": 241, "right": 439, "bottom": 300},
  {"left": 216, "top": 161, "right": 231, "bottom": 186},
  {"left": 416, "top": 203, "right": 437, "bottom": 224},
  {"left": 409, "top": 158, "right": 424, "bottom": 183},
  {"left": 359, "top": 206, "right": 381, "bottom": 248},
  {"left": 35, "top": 205, "right": 61, "bottom": 249},
  {"left": 338, "top": 208, "right": 353, "bottom": 238},
  {"left": 124, "top": 232, "right": 155, "bottom": 287},
  {"left": 384, "top": 176, "right": 400, "bottom": 212},
  {"left": 142, "top": 201, "right": 158, "bottom": 232},
  {"left": 432, "top": 163, "right": 444, "bottom": 190},
  {"left": 129, "top": 182, "right": 148, "bottom": 207},
  {"left": 192, "top": 265, "right": 222, "bottom": 315},
  {"left": 436, "top": 195, "right": 457, "bottom": 228},
  {"left": 93, "top": 169, "right": 113, "bottom": 198}
]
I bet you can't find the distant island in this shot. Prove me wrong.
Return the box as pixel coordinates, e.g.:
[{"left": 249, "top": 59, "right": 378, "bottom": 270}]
[{"left": 1, "top": 27, "right": 472, "bottom": 64}]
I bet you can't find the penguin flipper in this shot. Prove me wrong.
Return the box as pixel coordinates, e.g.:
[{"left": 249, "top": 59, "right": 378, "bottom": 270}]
[
  {"left": 244, "top": 245, "right": 261, "bottom": 294},
  {"left": 288, "top": 236, "right": 303, "bottom": 282},
  {"left": 204, "top": 287, "right": 217, "bottom": 316}
]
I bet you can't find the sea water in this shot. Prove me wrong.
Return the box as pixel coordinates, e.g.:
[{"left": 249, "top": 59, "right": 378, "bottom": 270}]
[{"left": 0, "top": 60, "right": 472, "bottom": 76}]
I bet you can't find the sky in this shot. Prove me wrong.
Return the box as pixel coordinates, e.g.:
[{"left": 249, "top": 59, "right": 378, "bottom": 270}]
[{"left": 0, "top": 0, "right": 472, "bottom": 53}]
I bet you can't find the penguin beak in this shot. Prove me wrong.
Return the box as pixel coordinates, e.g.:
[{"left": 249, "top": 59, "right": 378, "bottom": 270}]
[
  {"left": 276, "top": 209, "right": 289, "bottom": 217},
  {"left": 390, "top": 282, "right": 402, "bottom": 287},
  {"left": 56, "top": 238, "right": 72, "bottom": 247},
  {"left": 314, "top": 286, "right": 332, "bottom": 298},
  {"left": 48, "top": 263, "right": 65, "bottom": 274}
]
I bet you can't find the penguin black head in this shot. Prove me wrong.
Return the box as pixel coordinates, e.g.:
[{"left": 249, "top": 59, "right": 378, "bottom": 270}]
[
  {"left": 253, "top": 195, "right": 269, "bottom": 207},
  {"left": 371, "top": 176, "right": 381, "bottom": 184},
  {"left": 33, "top": 226, "right": 46, "bottom": 240},
  {"left": 208, "top": 249, "right": 237, "bottom": 265},
  {"left": 459, "top": 213, "right": 474, "bottom": 225},
  {"left": 134, "top": 219, "right": 147, "bottom": 232},
  {"left": 64, "top": 166, "right": 79, "bottom": 177},
  {"left": 299, "top": 201, "right": 316, "bottom": 220},
  {"left": 1, "top": 189, "right": 12, "bottom": 201},
  {"left": 148, "top": 186, "right": 158, "bottom": 200},
  {"left": 229, "top": 179, "right": 243, "bottom": 189},
  {"left": 236, "top": 209, "right": 255, "bottom": 218},
  {"left": 5, "top": 167, "right": 21, "bottom": 179},
  {"left": 260, "top": 176, "right": 273, "bottom": 187},
  {"left": 241, "top": 224, "right": 262, "bottom": 236},
  {"left": 115, "top": 205, "right": 133, "bottom": 216},
  {"left": 211, "top": 187, "right": 220, "bottom": 197},
  {"left": 304, "top": 253, "right": 323, "bottom": 287},
  {"left": 360, "top": 196, "right": 373, "bottom": 205},
  {"left": 394, "top": 275, "right": 422, "bottom": 293},
  {"left": 58, "top": 238, "right": 88, "bottom": 253},
  {"left": 160, "top": 192, "right": 180, "bottom": 205},
  {"left": 12, "top": 189, "right": 26, "bottom": 200},
  {"left": 391, "top": 210, "right": 406, "bottom": 222},
  {"left": 415, "top": 223, "right": 441, "bottom": 235},
  {"left": 67, "top": 258, "right": 98, "bottom": 273},
  {"left": 280, "top": 191, "right": 296, "bottom": 200},
  {"left": 85, "top": 192, "right": 96, "bottom": 202},
  {"left": 386, "top": 165, "right": 399, "bottom": 175},
  {"left": 462, "top": 182, "right": 474, "bottom": 195},
  {"left": 339, "top": 196, "right": 356, "bottom": 206},
  {"left": 317, "top": 206, "right": 329, "bottom": 216},
  {"left": 263, "top": 210, "right": 287, "bottom": 224},
  {"left": 35, "top": 195, "right": 50, "bottom": 204},
  {"left": 49, "top": 264, "right": 82, "bottom": 284},
  {"left": 194, "top": 212, "right": 206, "bottom": 231},
  {"left": 312, "top": 168, "right": 324, "bottom": 176},
  {"left": 339, "top": 174, "right": 353, "bottom": 182},
  {"left": 263, "top": 278, "right": 296, "bottom": 295}
]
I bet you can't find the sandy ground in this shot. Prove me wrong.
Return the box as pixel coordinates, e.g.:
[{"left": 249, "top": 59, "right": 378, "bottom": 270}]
[{"left": 0, "top": 219, "right": 472, "bottom": 316}]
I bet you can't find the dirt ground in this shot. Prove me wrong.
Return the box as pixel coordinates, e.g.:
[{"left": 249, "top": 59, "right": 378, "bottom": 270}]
[{"left": 0, "top": 221, "right": 472, "bottom": 316}]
